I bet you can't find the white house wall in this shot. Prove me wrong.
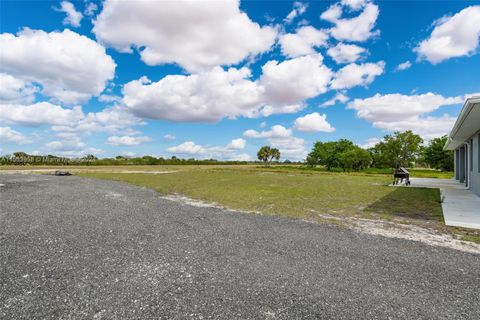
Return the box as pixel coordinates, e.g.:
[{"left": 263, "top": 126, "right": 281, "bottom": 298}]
[{"left": 468, "top": 130, "right": 480, "bottom": 197}]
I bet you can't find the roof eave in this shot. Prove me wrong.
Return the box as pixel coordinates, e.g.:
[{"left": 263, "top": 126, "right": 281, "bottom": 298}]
[{"left": 444, "top": 96, "right": 480, "bottom": 150}]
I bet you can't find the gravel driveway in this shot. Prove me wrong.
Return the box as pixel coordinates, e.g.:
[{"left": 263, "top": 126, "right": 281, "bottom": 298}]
[{"left": 1, "top": 174, "right": 479, "bottom": 319}]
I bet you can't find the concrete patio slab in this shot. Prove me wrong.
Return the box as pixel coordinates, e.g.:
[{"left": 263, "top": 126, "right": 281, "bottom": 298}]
[{"left": 407, "top": 178, "right": 480, "bottom": 229}]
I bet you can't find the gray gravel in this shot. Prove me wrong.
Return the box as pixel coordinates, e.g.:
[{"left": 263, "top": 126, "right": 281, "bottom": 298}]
[{"left": 1, "top": 174, "right": 479, "bottom": 319}]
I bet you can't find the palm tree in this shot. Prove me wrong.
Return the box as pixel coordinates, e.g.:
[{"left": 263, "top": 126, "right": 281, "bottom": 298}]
[
  {"left": 269, "top": 148, "right": 280, "bottom": 163},
  {"left": 257, "top": 146, "right": 271, "bottom": 165},
  {"left": 257, "top": 146, "right": 281, "bottom": 166}
]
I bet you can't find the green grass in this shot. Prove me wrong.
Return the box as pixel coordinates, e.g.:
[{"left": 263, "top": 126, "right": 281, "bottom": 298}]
[
  {"left": 4, "top": 163, "right": 473, "bottom": 242},
  {"left": 78, "top": 167, "right": 443, "bottom": 224},
  {"left": 1, "top": 163, "right": 453, "bottom": 178},
  {"left": 461, "top": 235, "right": 480, "bottom": 244},
  {"left": 408, "top": 169, "right": 454, "bottom": 179},
  {"left": 269, "top": 165, "right": 453, "bottom": 179}
]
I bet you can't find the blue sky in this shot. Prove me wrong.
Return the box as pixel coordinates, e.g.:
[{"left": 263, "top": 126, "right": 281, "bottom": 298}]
[{"left": 1, "top": 0, "right": 479, "bottom": 160}]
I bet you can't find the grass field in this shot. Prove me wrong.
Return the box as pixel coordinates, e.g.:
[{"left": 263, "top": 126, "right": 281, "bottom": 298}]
[
  {"left": 0, "top": 163, "right": 454, "bottom": 178},
  {"left": 75, "top": 166, "right": 444, "bottom": 223},
  {"left": 0, "top": 164, "right": 449, "bottom": 224},
  {"left": 3, "top": 164, "right": 478, "bottom": 242}
]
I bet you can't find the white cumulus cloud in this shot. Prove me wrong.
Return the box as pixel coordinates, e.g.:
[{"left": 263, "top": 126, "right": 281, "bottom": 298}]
[
  {"left": 243, "top": 125, "right": 306, "bottom": 160},
  {"left": 341, "top": 0, "right": 368, "bottom": 11},
  {"left": 123, "top": 55, "right": 333, "bottom": 123},
  {"left": 43, "top": 133, "right": 103, "bottom": 157},
  {"left": 395, "top": 61, "right": 412, "bottom": 71},
  {"left": 244, "top": 125, "right": 293, "bottom": 139},
  {"left": 260, "top": 54, "right": 332, "bottom": 108},
  {"left": 163, "top": 134, "right": 176, "bottom": 141},
  {"left": 416, "top": 6, "right": 480, "bottom": 64},
  {"left": 348, "top": 92, "right": 462, "bottom": 122},
  {"left": 0, "top": 73, "right": 37, "bottom": 104},
  {"left": 228, "top": 138, "right": 246, "bottom": 150},
  {"left": 45, "top": 135, "right": 102, "bottom": 157},
  {"left": 167, "top": 138, "right": 248, "bottom": 160},
  {"left": 106, "top": 135, "right": 152, "bottom": 146},
  {"left": 358, "top": 137, "right": 381, "bottom": 149},
  {"left": 0, "top": 101, "right": 143, "bottom": 142},
  {"left": 321, "top": 2, "right": 380, "bottom": 42},
  {"left": 46, "top": 137, "right": 85, "bottom": 152},
  {"left": 279, "top": 26, "right": 329, "bottom": 58},
  {"left": 84, "top": 1, "right": 98, "bottom": 17},
  {"left": 0, "top": 126, "right": 31, "bottom": 144},
  {"left": 347, "top": 92, "right": 464, "bottom": 139},
  {"left": 55, "top": 1, "right": 83, "bottom": 27},
  {"left": 167, "top": 141, "right": 206, "bottom": 155},
  {"left": 93, "top": 0, "right": 277, "bottom": 72},
  {"left": 0, "top": 29, "right": 116, "bottom": 104},
  {"left": 284, "top": 1, "right": 308, "bottom": 24},
  {"left": 122, "top": 67, "right": 264, "bottom": 123},
  {"left": 331, "top": 61, "right": 385, "bottom": 89},
  {"left": 321, "top": 92, "right": 349, "bottom": 107},
  {"left": 0, "top": 102, "right": 84, "bottom": 127},
  {"left": 59, "top": 106, "right": 144, "bottom": 134},
  {"left": 294, "top": 112, "right": 335, "bottom": 132},
  {"left": 374, "top": 115, "right": 457, "bottom": 140},
  {"left": 327, "top": 43, "right": 367, "bottom": 64}
]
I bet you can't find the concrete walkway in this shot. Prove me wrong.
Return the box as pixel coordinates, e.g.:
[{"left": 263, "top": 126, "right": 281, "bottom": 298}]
[{"left": 408, "top": 178, "right": 480, "bottom": 229}]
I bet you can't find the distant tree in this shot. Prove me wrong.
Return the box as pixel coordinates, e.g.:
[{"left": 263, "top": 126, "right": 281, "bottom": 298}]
[
  {"left": 10, "top": 152, "right": 28, "bottom": 165},
  {"left": 13, "top": 152, "right": 29, "bottom": 158},
  {"left": 372, "top": 131, "right": 423, "bottom": 168},
  {"left": 338, "top": 146, "right": 372, "bottom": 171},
  {"left": 141, "top": 155, "right": 158, "bottom": 165},
  {"left": 368, "top": 146, "right": 389, "bottom": 168},
  {"left": 306, "top": 154, "right": 317, "bottom": 167},
  {"left": 422, "top": 135, "right": 453, "bottom": 171},
  {"left": 270, "top": 148, "right": 281, "bottom": 163},
  {"left": 307, "top": 139, "right": 354, "bottom": 170},
  {"left": 335, "top": 139, "right": 355, "bottom": 154},
  {"left": 257, "top": 146, "right": 271, "bottom": 164},
  {"left": 308, "top": 142, "right": 333, "bottom": 170},
  {"left": 257, "top": 146, "right": 280, "bottom": 166},
  {"left": 82, "top": 154, "right": 98, "bottom": 161}
]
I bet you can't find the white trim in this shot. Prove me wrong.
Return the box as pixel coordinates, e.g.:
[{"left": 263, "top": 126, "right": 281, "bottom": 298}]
[{"left": 445, "top": 96, "right": 480, "bottom": 150}]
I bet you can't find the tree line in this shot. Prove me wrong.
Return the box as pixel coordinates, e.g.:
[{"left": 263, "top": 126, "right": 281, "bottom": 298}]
[
  {"left": 306, "top": 131, "right": 453, "bottom": 171},
  {"left": 2, "top": 131, "right": 453, "bottom": 171},
  {"left": 0, "top": 153, "right": 252, "bottom": 166}
]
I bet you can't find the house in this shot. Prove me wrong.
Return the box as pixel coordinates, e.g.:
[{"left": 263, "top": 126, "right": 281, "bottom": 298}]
[{"left": 444, "top": 96, "right": 480, "bottom": 197}]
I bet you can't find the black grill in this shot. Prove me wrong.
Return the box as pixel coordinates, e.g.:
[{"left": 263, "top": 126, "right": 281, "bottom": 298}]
[{"left": 393, "top": 167, "right": 410, "bottom": 185}]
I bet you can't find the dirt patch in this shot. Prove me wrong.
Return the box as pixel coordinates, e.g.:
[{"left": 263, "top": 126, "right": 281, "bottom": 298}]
[
  {"left": 105, "top": 191, "right": 124, "bottom": 200},
  {"left": 161, "top": 193, "right": 260, "bottom": 215},
  {"left": 0, "top": 169, "right": 56, "bottom": 174},
  {"left": 0, "top": 169, "right": 178, "bottom": 175},
  {"left": 161, "top": 194, "right": 223, "bottom": 208},
  {"left": 316, "top": 214, "right": 480, "bottom": 254},
  {"left": 117, "top": 171, "right": 178, "bottom": 174}
]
